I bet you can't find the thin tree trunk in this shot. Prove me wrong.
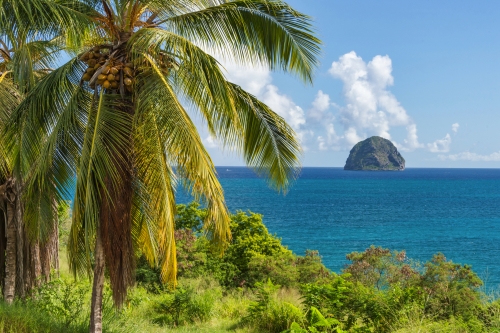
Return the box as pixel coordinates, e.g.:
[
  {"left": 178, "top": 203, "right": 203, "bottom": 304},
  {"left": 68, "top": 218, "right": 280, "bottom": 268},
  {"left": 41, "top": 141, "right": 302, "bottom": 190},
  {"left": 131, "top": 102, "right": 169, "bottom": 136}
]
[
  {"left": 14, "top": 182, "right": 25, "bottom": 298},
  {"left": 0, "top": 209, "right": 6, "bottom": 293},
  {"left": 23, "top": 238, "right": 32, "bottom": 294},
  {"left": 3, "top": 199, "right": 15, "bottom": 303},
  {"left": 89, "top": 225, "right": 105, "bottom": 333},
  {"left": 51, "top": 199, "right": 59, "bottom": 276},
  {"left": 40, "top": 237, "right": 52, "bottom": 282},
  {"left": 32, "top": 242, "right": 41, "bottom": 287}
]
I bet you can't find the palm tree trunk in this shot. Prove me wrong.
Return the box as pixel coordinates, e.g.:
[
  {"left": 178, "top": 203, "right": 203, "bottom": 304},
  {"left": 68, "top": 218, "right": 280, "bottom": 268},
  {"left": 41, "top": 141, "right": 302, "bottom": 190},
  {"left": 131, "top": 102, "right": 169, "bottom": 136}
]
[
  {"left": 0, "top": 210, "right": 6, "bottom": 293},
  {"left": 3, "top": 197, "right": 16, "bottom": 303},
  {"left": 89, "top": 225, "right": 105, "bottom": 333},
  {"left": 31, "top": 241, "right": 42, "bottom": 287},
  {"left": 15, "top": 194, "right": 25, "bottom": 297},
  {"left": 51, "top": 198, "right": 59, "bottom": 276}
]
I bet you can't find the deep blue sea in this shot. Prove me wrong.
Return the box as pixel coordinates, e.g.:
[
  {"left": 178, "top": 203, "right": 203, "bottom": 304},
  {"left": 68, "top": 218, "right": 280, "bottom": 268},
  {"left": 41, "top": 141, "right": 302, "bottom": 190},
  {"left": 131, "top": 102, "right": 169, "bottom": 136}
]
[{"left": 178, "top": 167, "right": 500, "bottom": 288}]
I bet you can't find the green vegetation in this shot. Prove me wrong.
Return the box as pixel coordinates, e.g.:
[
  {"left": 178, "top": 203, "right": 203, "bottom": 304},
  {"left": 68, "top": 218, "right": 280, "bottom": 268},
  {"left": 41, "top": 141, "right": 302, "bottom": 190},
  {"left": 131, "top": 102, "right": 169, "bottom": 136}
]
[
  {"left": 1, "top": 202, "right": 500, "bottom": 333},
  {"left": 0, "top": 0, "right": 320, "bottom": 331}
]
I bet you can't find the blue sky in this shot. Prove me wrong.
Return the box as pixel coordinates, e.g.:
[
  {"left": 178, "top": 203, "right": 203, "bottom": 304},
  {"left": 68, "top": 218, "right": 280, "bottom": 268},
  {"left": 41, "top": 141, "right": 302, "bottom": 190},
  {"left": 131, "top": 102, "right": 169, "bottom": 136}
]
[{"left": 202, "top": 0, "right": 500, "bottom": 167}]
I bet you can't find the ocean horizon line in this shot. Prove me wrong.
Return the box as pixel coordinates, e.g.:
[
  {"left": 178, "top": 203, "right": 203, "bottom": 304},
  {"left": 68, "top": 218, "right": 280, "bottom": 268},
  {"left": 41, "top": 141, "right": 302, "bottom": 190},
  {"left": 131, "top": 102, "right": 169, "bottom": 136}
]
[{"left": 215, "top": 165, "right": 500, "bottom": 170}]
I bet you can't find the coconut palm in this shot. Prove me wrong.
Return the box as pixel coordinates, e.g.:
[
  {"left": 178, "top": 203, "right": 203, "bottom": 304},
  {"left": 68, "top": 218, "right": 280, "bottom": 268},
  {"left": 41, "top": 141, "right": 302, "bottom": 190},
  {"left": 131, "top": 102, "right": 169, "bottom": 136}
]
[
  {"left": 0, "top": 0, "right": 83, "bottom": 301},
  {"left": 6, "top": 0, "right": 320, "bottom": 331}
]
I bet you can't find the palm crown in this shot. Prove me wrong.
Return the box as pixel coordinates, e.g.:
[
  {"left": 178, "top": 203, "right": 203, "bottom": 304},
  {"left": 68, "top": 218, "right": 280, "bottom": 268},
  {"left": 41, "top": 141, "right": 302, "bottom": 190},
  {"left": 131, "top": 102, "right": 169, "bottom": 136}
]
[{"left": 6, "top": 0, "right": 321, "bottom": 316}]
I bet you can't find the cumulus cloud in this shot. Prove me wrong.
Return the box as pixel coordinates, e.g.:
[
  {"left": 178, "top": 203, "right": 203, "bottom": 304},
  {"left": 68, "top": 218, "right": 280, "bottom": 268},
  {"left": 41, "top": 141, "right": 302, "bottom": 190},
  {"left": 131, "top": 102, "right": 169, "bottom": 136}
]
[
  {"left": 327, "top": 51, "right": 422, "bottom": 151},
  {"left": 203, "top": 135, "right": 218, "bottom": 148},
  {"left": 210, "top": 53, "right": 455, "bottom": 157},
  {"left": 428, "top": 134, "right": 452, "bottom": 153},
  {"left": 312, "top": 90, "right": 331, "bottom": 112},
  {"left": 221, "top": 62, "right": 271, "bottom": 96},
  {"left": 219, "top": 61, "right": 308, "bottom": 147},
  {"left": 261, "top": 85, "right": 306, "bottom": 131},
  {"left": 439, "top": 151, "right": 500, "bottom": 162}
]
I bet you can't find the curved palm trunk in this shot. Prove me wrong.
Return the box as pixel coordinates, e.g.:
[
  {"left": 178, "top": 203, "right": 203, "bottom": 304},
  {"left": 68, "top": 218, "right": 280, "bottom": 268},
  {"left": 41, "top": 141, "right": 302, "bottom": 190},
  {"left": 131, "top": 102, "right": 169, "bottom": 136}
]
[
  {"left": 0, "top": 205, "right": 6, "bottom": 293},
  {"left": 89, "top": 225, "right": 105, "bottom": 333},
  {"left": 3, "top": 179, "right": 16, "bottom": 303},
  {"left": 14, "top": 184, "right": 25, "bottom": 297},
  {"left": 4, "top": 200, "right": 15, "bottom": 303}
]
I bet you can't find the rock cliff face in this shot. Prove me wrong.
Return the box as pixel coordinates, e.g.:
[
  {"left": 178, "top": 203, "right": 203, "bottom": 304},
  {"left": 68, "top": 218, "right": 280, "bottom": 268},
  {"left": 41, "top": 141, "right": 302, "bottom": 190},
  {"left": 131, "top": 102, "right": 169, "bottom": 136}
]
[{"left": 344, "top": 136, "right": 405, "bottom": 171}]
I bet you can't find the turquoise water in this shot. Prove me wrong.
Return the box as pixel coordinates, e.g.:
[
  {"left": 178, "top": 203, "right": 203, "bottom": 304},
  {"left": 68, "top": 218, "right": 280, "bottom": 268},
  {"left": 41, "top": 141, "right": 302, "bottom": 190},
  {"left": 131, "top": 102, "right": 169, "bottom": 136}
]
[{"left": 178, "top": 167, "right": 500, "bottom": 287}]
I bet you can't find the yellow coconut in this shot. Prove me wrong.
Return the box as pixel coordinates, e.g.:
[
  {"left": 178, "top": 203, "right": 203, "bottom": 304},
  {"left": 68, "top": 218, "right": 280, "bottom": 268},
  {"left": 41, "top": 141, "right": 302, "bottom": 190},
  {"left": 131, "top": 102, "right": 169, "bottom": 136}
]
[
  {"left": 107, "top": 74, "right": 115, "bottom": 81},
  {"left": 110, "top": 67, "right": 119, "bottom": 75},
  {"left": 98, "top": 74, "right": 107, "bottom": 81},
  {"left": 103, "top": 80, "right": 111, "bottom": 89},
  {"left": 96, "top": 79, "right": 105, "bottom": 85},
  {"left": 123, "top": 67, "right": 133, "bottom": 77},
  {"left": 101, "top": 66, "right": 110, "bottom": 75},
  {"left": 82, "top": 73, "right": 92, "bottom": 81},
  {"left": 124, "top": 78, "right": 133, "bottom": 86},
  {"left": 111, "top": 81, "right": 119, "bottom": 89}
]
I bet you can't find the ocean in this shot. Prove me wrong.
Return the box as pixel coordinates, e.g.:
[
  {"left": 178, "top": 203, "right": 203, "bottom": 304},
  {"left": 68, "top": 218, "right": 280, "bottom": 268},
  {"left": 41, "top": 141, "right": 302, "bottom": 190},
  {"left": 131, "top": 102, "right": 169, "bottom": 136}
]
[{"left": 177, "top": 167, "right": 500, "bottom": 288}]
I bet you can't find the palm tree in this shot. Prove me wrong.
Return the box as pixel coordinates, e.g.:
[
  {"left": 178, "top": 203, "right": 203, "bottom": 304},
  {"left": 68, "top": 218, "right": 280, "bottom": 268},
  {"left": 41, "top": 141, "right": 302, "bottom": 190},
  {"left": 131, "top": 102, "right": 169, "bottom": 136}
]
[
  {"left": 0, "top": 0, "right": 78, "bottom": 301},
  {"left": 7, "top": 1, "right": 320, "bottom": 331}
]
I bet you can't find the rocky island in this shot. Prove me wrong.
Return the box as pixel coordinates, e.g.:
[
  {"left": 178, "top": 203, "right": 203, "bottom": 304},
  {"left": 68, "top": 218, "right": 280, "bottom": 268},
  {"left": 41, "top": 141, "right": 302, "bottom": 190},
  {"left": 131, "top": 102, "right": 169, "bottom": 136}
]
[{"left": 344, "top": 136, "right": 405, "bottom": 171}]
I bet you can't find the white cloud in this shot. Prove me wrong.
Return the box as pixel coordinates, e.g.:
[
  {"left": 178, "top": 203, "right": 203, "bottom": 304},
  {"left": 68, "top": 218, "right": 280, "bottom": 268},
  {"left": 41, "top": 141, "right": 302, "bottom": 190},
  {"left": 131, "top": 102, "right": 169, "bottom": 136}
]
[
  {"left": 312, "top": 90, "right": 331, "bottom": 112},
  {"left": 402, "top": 124, "right": 421, "bottom": 152},
  {"left": 219, "top": 61, "right": 307, "bottom": 147},
  {"left": 428, "top": 134, "right": 452, "bottom": 153},
  {"left": 204, "top": 135, "right": 219, "bottom": 148},
  {"left": 211, "top": 53, "right": 455, "bottom": 158},
  {"left": 220, "top": 62, "right": 271, "bottom": 96},
  {"left": 439, "top": 151, "right": 500, "bottom": 162},
  {"left": 317, "top": 123, "right": 339, "bottom": 151},
  {"left": 261, "top": 85, "right": 306, "bottom": 131},
  {"left": 328, "top": 51, "right": 422, "bottom": 151}
]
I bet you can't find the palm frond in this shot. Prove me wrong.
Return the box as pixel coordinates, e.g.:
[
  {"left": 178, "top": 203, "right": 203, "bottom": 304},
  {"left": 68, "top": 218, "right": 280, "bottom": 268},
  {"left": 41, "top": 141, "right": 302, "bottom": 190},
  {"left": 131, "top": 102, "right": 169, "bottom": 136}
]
[
  {"left": 136, "top": 67, "right": 231, "bottom": 282},
  {"left": 228, "top": 82, "right": 301, "bottom": 192},
  {"left": 161, "top": 0, "right": 321, "bottom": 82},
  {"left": 70, "top": 91, "right": 133, "bottom": 277},
  {"left": 130, "top": 28, "right": 240, "bottom": 146}
]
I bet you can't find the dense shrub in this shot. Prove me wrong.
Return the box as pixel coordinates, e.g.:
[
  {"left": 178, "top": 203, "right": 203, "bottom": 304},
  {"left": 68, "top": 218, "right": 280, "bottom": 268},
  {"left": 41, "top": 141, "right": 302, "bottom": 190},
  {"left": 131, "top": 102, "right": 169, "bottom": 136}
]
[
  {"left": 137, "top": 202, "right": 332, "bottom": 290},
  {"left": 245, "top": 280, "right": 304, "bottom": 332},
  {"left": 152, "top": 278, "right": 222, "bottom": 327},
  {"left": 5, "top": 202, "right": 499, "bottom": 333}
]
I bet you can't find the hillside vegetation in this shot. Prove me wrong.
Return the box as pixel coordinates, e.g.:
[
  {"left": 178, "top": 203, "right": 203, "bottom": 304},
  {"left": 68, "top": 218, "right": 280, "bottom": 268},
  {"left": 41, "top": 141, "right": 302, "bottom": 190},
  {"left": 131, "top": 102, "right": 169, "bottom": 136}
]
[{"left": 1, "top": 202, "right": 499, "bottom": 333}]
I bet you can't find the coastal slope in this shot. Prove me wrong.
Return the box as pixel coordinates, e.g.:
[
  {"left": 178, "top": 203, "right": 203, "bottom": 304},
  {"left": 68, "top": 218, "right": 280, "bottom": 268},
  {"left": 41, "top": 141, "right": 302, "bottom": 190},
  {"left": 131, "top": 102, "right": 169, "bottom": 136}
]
[{"left": 344, "top": 136, "right": 405, "bottom": 171}]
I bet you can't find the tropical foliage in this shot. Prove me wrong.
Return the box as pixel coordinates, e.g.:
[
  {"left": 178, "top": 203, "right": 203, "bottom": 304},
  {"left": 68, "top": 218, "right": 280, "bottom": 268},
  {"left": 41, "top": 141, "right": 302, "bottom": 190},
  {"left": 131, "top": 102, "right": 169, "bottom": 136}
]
[
  {"left": 0, "top": 0, "right": 320, "bottom": 331},
  {"left": 0, "top": 0, "right": 64, "bottom": 303},
  {"left": 1, "top": 203, "right": 499, "bottom": 333}
]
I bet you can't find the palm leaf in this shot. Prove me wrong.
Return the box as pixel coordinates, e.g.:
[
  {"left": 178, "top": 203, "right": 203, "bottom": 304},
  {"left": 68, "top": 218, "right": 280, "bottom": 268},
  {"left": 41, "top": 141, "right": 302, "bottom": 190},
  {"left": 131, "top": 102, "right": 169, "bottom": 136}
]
[{"left": 159, "top": 0, "right": 321, "bottom": 82}]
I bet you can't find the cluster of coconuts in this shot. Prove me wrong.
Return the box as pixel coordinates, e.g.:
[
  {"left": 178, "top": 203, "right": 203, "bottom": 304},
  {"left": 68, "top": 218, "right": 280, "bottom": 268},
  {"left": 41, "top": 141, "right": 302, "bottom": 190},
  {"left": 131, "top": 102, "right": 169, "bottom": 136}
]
[{"left": 80, "top": 46, "right": 134, "bottom": 92}]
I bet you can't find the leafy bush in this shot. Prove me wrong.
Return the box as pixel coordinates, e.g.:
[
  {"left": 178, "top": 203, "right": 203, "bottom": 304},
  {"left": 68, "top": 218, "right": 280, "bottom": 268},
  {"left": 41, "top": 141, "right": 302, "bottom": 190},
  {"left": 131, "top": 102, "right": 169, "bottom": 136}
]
[
  {"left": 29, "top": 278, "right": 89, "bottom": 328},
  {"left": 245, "top": 280, "right": 304, "bottom": 332},
  {"left": 0, "top": 300, "right": 87, "bottom": 333},
  {"left": 152, "top": 278, "right": 222, "bottom": 327}
]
